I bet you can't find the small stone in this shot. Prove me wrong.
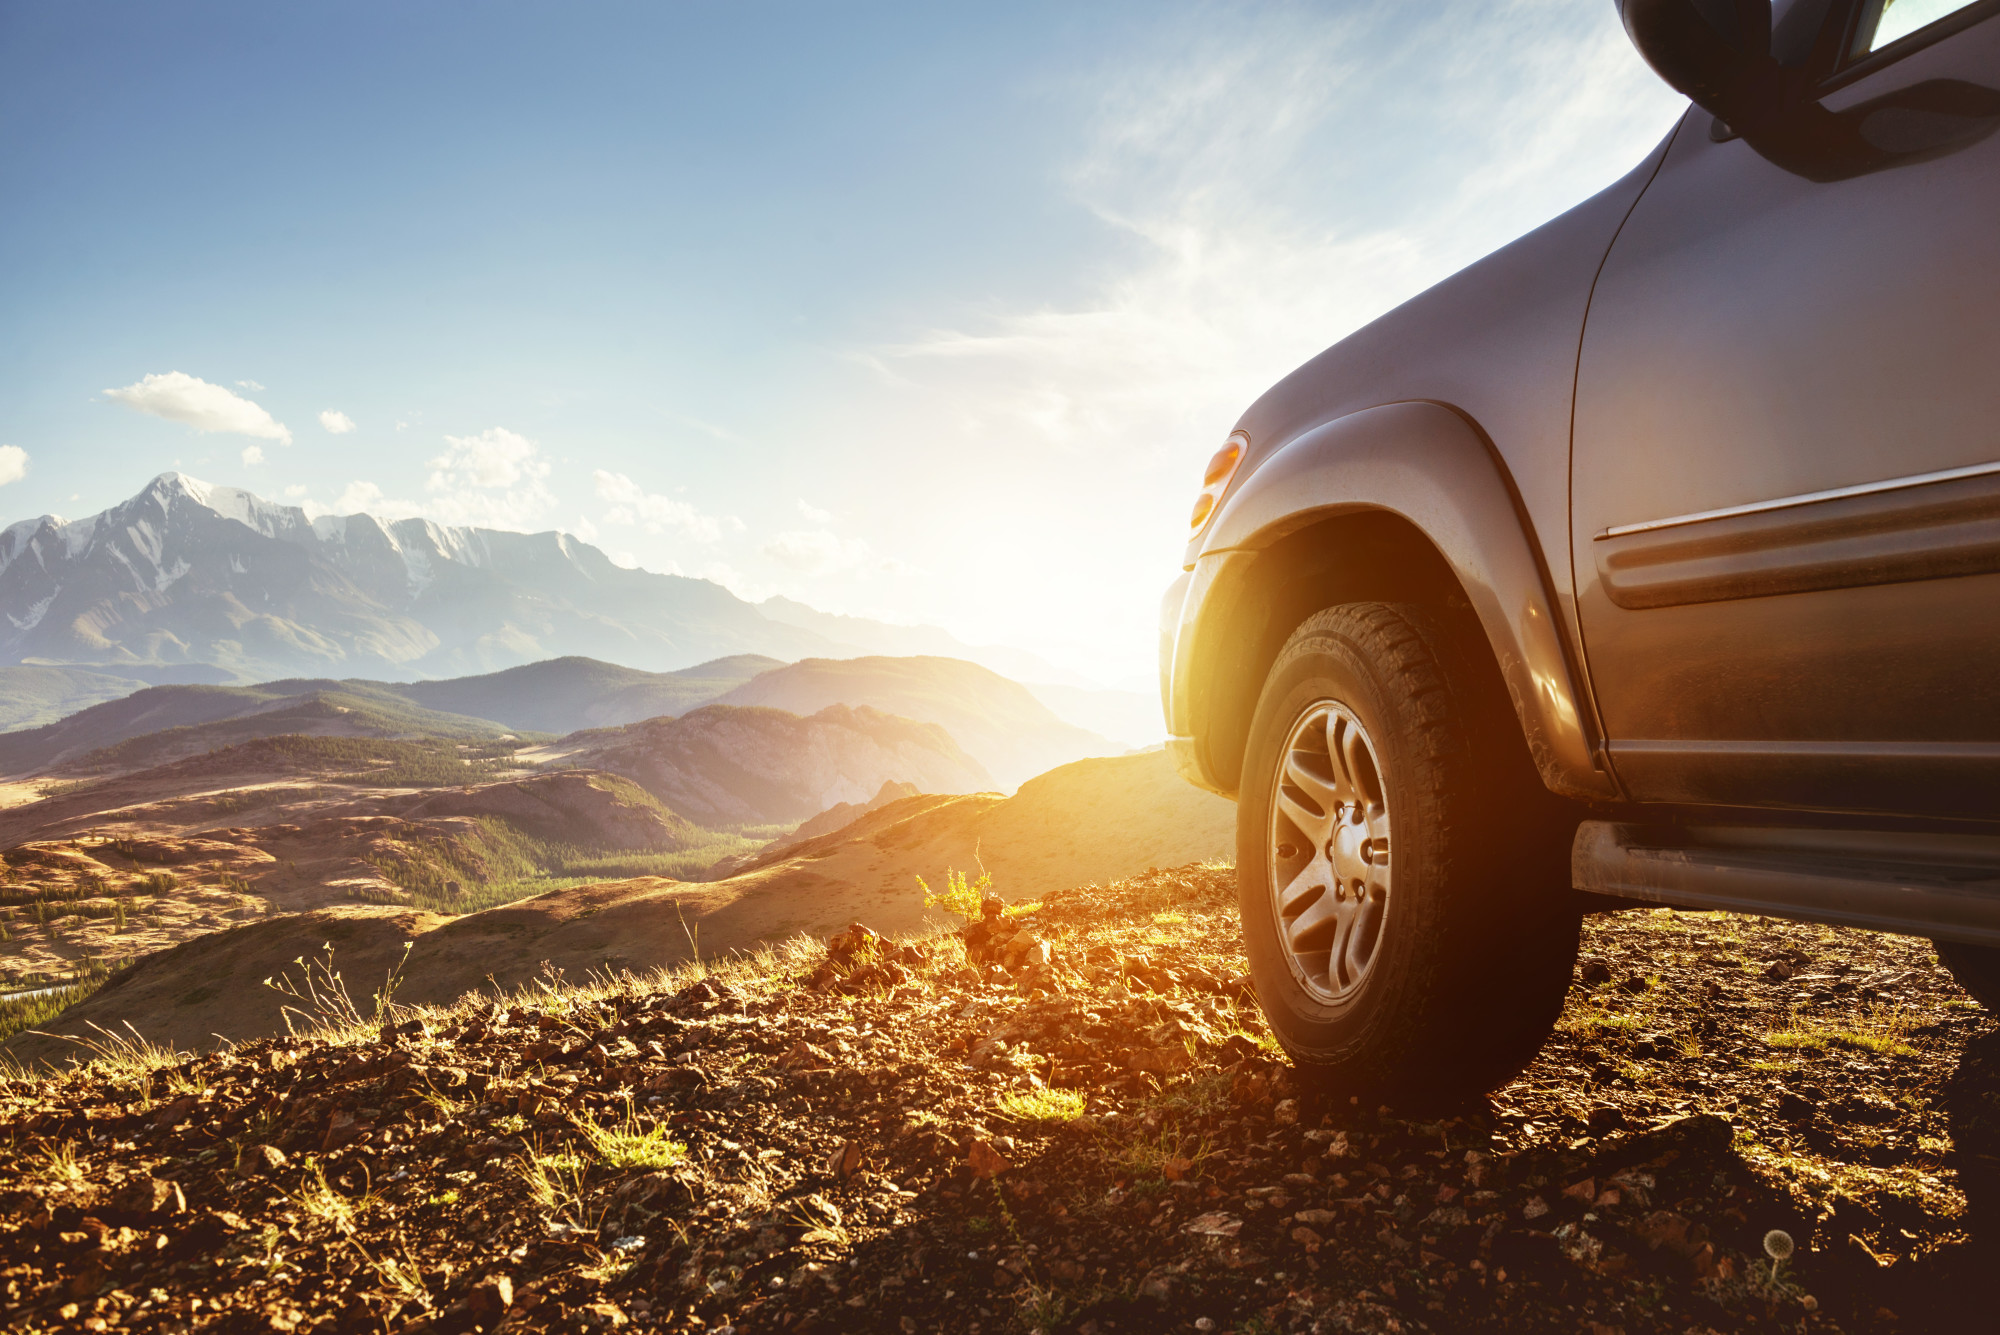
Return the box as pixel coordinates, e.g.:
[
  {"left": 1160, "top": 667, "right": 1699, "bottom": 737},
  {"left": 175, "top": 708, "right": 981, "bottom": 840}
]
[
  {"left": 1272, "top": 1098, "right": 1300, "bottom": 1126},
  {"left": 826, "top": 1140, "right": 863, "bottom": 1180},
  {"left": 1521, "top": 1195, "right": 1550, "bottom": 1220},
  {"left": 1562, "top": 1178, "right": 1596, "bottom": 1203},
  {"left": 968, "top": 1139, "right": 1012, "bottom": 1179},
  {"left": 1292, "top": 1208, "right": 1337, "bottom": 1227},
  {"left": 1290, "top": 1225, "right": 1324, "bottom": 1250},
  {"left": 239, "top": 1144, "right": 288, "bottom": 1178},
  {"left": 470, "top": 1275, "right": 514, "bottom": 1316},
  {"left": 1181, "top": 1212, "right": 1243, "bottom": 1237}
]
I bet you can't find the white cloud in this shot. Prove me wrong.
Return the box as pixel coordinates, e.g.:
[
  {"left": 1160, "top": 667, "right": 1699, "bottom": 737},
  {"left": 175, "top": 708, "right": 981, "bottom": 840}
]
[
  {"left": 592, "top": 470, "right": 723, "bottom": 542},
  {"left": 105, "top": 372, "right": 292, "bottom": 444},
  {"left": 319, "top": 409, "right": 357, "bottom": 434},
  {"left": 283, "top": 484, "right": 308, "bottom": 499},
  {"left": 572, "top": 515, "right": 600, "bottom": 542},
  {"left": 236, "top": 380, "right": 265, "bottom": 392},
  {"left": 0, "top": 446, "right": 26, "bottom": 486},
  {"left": 875, "top": 4, "right": 1682, "bottom": 471},
  {"left": 762, "top": 528, "right": 872, "bottom": 577},
  {"left": 796, "top": 499, "right": 833, "bottom": 524},
  {"left": 832, "top": 1, "right": 1685, "bottom": 683},
  {"left": 241, "top": 444, "right": 264, "bottom": 465},
  {"left": 423, "top": 427, "right": 556, "bottom": 529}
]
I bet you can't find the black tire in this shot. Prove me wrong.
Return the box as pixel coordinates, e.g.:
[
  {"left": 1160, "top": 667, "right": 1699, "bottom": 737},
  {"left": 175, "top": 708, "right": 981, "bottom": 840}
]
[
  {"left": 1236, "top": 601, "right": 1580, "bottom": 1105},
  {"left": 1936, "top": 940, "right": 2000, "bottom": 1010}
]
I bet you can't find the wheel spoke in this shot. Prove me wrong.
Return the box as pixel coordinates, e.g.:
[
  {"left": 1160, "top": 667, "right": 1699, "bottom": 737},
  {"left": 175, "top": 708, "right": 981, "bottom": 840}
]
[
  {"left": 1286, "top": 881, "right": 1346, "bottom": 953},
  {"left": 1338, "top": 894, "right": 1383, "bottom": 987},
  {"left": 1275, "top": 785, "right": 1331, "bottom": 850},
  {"left": 1281, "top": 750, "right": 1341, "bottom": 833},
  {"left": 1277, "top": 859, "right": 1330, "bottom": 916},
  {"left": 1339, "top": 719, "right": 1377, "bottom": 807}
]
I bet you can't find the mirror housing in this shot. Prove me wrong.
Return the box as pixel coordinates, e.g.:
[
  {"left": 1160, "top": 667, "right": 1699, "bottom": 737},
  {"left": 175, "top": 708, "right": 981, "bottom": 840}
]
[{"left": 1618, "top": 0, "right": 1782, "bottom": 131}]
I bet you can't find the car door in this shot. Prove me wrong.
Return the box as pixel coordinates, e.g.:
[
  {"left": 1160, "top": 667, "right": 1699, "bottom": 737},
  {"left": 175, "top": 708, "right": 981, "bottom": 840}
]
[{"left": 1569, "top": 0, "right": 2000, "bottom": 820}]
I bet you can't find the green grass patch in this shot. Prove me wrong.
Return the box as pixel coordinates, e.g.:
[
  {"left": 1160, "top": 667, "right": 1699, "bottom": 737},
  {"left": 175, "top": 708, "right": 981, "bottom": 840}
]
[
  {"left": 576, "top": 1110, "right": 687, "bottom": 1171},
  {"left": 995, "top": 1088, "right": 1086, "bottom": 1124},
  {"left": 1765, "top": 1006, "right": 1917, "bottom": 1059}
]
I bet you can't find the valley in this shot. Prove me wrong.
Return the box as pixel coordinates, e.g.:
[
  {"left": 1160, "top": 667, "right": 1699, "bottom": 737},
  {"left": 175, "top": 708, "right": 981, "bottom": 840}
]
[{"left": 0, "top": 622, "right": 1201, "bottom": 1063}]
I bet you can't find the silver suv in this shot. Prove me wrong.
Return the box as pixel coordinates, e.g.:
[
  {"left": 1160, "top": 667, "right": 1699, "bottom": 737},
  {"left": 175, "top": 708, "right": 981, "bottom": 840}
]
[{"left": 1161, "top": 0, "right": 2000, "bottom": 1101}]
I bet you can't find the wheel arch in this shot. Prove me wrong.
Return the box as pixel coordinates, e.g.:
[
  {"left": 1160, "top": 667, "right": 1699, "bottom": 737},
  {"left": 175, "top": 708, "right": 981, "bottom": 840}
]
[{"left": 1168, "top": 400, "right": 1616, "bottom": 802}]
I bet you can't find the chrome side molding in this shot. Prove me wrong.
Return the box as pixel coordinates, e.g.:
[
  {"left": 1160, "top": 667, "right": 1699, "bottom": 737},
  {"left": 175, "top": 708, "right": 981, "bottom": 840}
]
[
  {"left": 1600, "top": 459, "right": 2000, "bottom": 539},
  {"left": 1592, "top": 461, "right": 2000, "bottom": 608}
]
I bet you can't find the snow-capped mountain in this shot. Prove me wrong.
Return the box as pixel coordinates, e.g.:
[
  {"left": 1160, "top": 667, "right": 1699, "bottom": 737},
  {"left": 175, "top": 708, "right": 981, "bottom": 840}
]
[{"left": 0, "top": 473, "right": 837, "bottom": 680}]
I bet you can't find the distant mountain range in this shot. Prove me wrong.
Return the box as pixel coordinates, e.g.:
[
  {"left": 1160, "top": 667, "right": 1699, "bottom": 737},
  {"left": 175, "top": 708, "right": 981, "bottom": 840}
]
[
  {"left": 0, "top": 652, "right": 1119, "bottom": 794},
  {"left": 0, "top": 472, "right": 1086, "bottom": 688},
  {"left": 715, "top": 655, "right": 1111, "bottom": 789}
]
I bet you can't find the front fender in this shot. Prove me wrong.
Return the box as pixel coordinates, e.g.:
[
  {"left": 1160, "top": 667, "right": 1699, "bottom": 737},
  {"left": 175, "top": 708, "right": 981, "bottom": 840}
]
[{"left": 1201, "top": 400, "right": 1616, "bottom": 801}]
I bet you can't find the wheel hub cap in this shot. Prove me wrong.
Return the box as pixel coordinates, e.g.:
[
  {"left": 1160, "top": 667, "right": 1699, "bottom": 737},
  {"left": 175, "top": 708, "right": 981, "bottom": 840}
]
[{"left": 1267, "top": 700, "right": 1392, "bottom": 1003}]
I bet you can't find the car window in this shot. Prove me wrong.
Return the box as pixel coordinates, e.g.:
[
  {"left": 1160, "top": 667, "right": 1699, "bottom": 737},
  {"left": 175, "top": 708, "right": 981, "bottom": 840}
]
[{"left": 1854, "top": 0, "right": 1985, "bottom": 53}]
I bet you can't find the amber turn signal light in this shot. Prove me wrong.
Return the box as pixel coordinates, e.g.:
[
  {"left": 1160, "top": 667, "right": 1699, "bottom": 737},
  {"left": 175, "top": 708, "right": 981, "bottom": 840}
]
[{"left": 1189, "top": 434, "right": 1246, "bottom": 537}]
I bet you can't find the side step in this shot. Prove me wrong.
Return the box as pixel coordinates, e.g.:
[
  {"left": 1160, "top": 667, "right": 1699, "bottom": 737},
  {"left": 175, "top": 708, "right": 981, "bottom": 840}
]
[{"left": 1571, "top": 821, "right": 2000, "bottom": 947}]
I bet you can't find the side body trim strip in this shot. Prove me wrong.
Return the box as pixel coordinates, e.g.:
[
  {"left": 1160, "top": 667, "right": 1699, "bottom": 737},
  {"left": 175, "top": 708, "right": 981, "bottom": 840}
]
[
  {"left": 1592, "top": 461, "right": 2000, "bottom": 609},
  {"left": 1600, "top": 458, "right": 2000, "bottom": 538}
]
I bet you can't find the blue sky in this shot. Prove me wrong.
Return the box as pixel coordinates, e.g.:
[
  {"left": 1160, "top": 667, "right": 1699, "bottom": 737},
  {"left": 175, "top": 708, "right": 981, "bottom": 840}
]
[{"left": 0, "top": 1, "right": 1685, "bottom": 686}]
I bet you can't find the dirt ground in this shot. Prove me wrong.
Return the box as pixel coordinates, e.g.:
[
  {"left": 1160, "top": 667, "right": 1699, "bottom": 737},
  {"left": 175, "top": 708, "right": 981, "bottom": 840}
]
[{"left": 0, "top": 864, "right": 1993, "bottom": 1334}]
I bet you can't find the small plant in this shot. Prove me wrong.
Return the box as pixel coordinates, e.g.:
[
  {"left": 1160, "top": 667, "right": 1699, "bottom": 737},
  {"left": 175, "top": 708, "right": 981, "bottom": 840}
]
[
  {"left": 1764, "top": 1228, "right": 1795, "bottom": 1283},
  {"left": 264, "top": 940, "right": 414, "bottom": 1043},
  {"left": 138, "top": 871, "right": 178, "bottom": 896},
  {"left": 517, "top": 1145, "right": 593, "bottom": 1228},
  {"left": 918, "top": 867, "right": 992, "bottom": 921},
  {"left": 576, "top": 1106, "right": 688, "bottom": 1171},
  {"left": 33, "top": 1141, "right": 86, "bottom": 1188},
  {"left": 289, "top": 1160, "right": 370, "bottom": 1234}
]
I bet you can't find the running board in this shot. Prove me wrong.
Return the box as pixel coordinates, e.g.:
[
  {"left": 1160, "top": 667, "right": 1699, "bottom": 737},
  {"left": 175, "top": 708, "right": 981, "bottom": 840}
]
[{"left": 1571, "top": 821, "right": 2000, "bottom": 947}]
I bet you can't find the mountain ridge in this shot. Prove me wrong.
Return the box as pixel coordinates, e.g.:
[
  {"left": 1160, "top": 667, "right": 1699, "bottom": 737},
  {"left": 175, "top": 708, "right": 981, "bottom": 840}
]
[{"left": 0, "top": 473, "right": 1106, "bottom": 695}]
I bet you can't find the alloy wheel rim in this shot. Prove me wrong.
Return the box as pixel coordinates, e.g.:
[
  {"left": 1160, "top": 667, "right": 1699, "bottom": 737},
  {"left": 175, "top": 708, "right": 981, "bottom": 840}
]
[{"left": 1267, "top": 699, "right": 1393, "bottom": 1004}]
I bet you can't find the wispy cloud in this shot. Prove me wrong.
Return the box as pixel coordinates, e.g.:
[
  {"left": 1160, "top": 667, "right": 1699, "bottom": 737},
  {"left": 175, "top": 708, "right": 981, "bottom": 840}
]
[
  {"left": 241, "top": 444, "right": 264, "bottom": 465},
  {"left": 833, "top": 0, "right": 1684, "bottom": 681},
  {"left": 105, "top": 371, "right": 292, "bottom": 444},
  {"left": 875, "top": 2, "right": 1684, "bottom": 468},
  {"left": 319, "top": 409, "right": 357, "bottom": 434},
  {"left": 423, "top": 426, "right": 556, "bottom": 528},
  {"left": 593, "top": 469, "right": 725, "bottom": 542},
  {"left": 762, "top": 527, "right": 872, "bottom": 576}
]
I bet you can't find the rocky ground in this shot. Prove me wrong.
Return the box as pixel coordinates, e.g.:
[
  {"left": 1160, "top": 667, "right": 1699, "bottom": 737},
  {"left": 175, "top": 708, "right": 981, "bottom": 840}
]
[{"left": 1, "top": 863, "right": 1994, "bottom": 1334}]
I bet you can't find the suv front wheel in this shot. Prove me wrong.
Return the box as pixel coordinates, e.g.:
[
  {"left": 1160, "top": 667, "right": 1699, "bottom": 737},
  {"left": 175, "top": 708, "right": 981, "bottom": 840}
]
[{"left": 1237, "top": 602, "right": 1579, "bottom": 1104}]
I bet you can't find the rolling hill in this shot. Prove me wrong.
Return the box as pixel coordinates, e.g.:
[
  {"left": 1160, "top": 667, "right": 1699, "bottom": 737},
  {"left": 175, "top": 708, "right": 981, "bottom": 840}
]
[
  {"left": 715, "top": 655, "right": 1117, "bottom": 788},
  {"left": 0, "top": 681, "right": 521, "bottom": 775},
  {"left": 0, "top": 665, "right": 153, "bottom": 733},
  {"left": 393, "top": 653, "right": 780, "bottom": 734},
  {"left": 6, "top": 749, "right": 1234, "bottom": 1059},
  {"left": 547, "top": 703, "right": 995, "bottom": 827}
]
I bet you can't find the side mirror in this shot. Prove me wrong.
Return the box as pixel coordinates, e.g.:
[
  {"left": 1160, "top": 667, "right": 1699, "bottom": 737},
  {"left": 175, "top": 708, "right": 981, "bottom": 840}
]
[{"left": 1618, "top": 0, "right": 1781, "bottom": 131}]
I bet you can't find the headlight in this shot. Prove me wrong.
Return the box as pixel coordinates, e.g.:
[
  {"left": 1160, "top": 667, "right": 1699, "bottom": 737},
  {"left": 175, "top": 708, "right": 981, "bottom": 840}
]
[{"left": 1188, "top": 432, "right": 1247, "bottom": 537}]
